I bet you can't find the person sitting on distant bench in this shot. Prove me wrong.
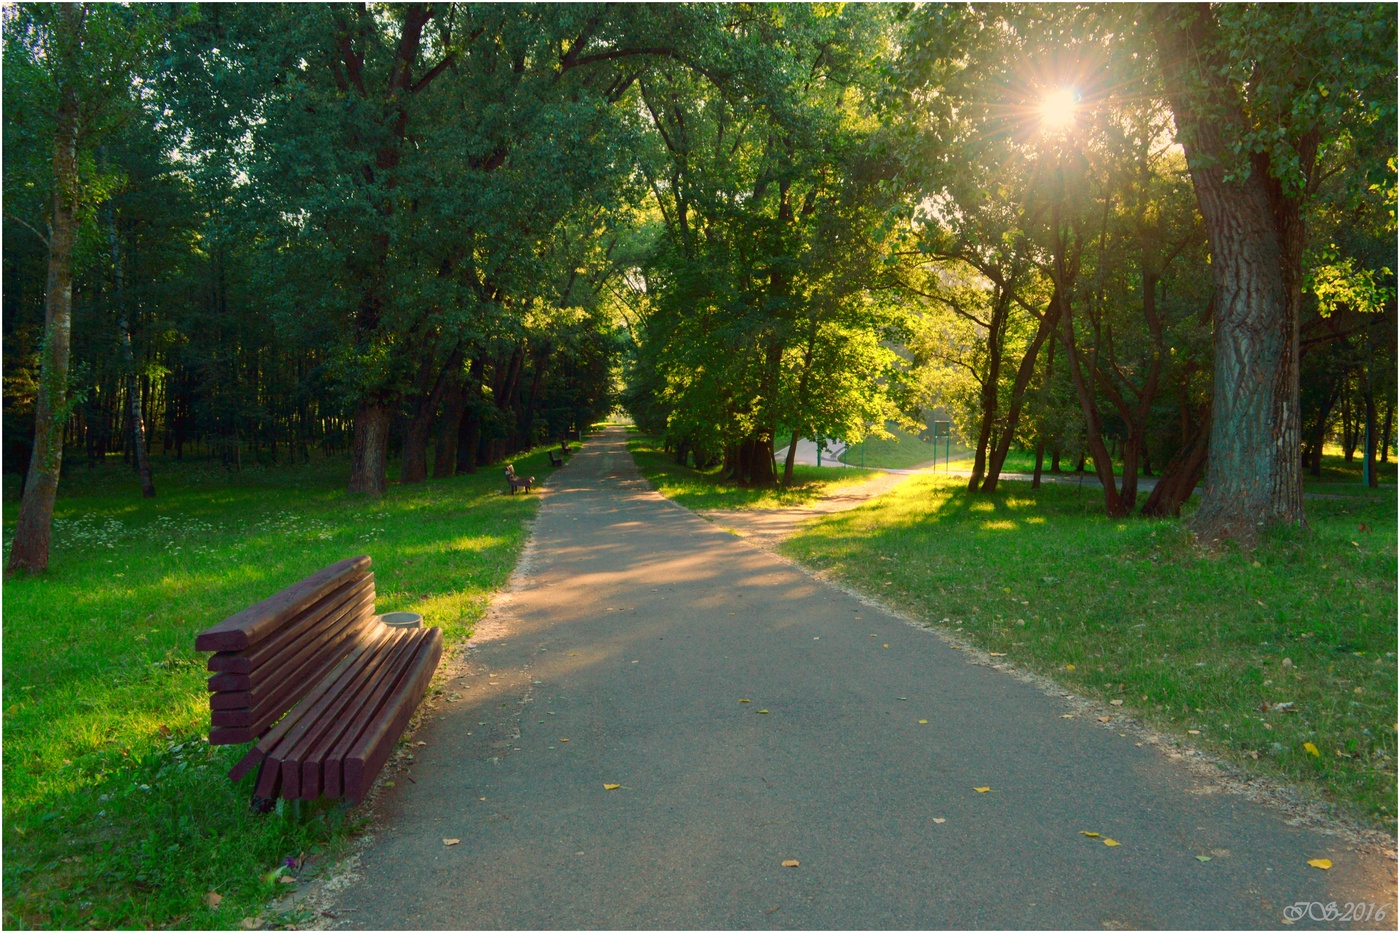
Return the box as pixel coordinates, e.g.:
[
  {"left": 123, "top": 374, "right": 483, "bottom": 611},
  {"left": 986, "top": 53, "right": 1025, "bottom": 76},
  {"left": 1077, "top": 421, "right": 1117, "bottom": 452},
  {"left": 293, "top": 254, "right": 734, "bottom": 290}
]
[{"left": 504, "top": 464, "right": 535, "bottom": 494}]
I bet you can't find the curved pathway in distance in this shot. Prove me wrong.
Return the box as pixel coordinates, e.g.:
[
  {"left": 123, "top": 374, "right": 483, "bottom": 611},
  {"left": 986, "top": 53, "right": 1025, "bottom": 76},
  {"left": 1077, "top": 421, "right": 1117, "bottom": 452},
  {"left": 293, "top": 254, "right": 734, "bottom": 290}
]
[{"left": 331, "top": 427, "right": 1393, "bottom": 930}]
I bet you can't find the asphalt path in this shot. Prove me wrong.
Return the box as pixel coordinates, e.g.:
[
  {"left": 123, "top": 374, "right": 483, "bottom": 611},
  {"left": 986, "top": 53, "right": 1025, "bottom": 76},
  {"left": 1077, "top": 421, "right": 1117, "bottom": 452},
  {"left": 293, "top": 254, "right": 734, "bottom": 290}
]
[{"left": 332, "top": 427, "right": 1392, "bottom": 929}]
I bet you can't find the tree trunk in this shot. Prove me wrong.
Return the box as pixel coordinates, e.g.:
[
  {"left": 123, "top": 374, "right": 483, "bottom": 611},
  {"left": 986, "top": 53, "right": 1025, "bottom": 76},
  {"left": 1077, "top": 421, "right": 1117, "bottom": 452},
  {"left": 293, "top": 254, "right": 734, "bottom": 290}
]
[
  {"left": 433, "top": 370, "right": 466, "bottom": 478},
  {"left": 966, "top": 294, "right": 1008, "bottom": 492},
  {"left": 347, "top": 400, "right": 391, "bottom": 495},
  {"left": 109, "top": 202, "right": 155, "bottom": 497},
  {"left": 401, "top": 347, "right": 461, "bottom": 484},
  {"left": 8, "top": 14, "right": 80, "bottom": 575},
  {"left": 1381, "top": 397, "right": 1394, "bottom": 464},
  {"left": 1032, "top": 438, "right": 1045, "bottom": 490},
  {"left": 456, "top": 356, "right": 485, "bottom": 473},
  {"left": 1364, "top": 379, "right": 1378, "bottom": 488},
  {"left": 1142, "top": 407, "right": 1211, "bottom": 518},
  {"left": 1051, "top": 446, "right": 1062, "bottom": 473},
  {"left": 1154, "top": 4, "right": 1305, "bottom": 544},
  {"left": 981, "top": 295, "right": 1060, "bottom": 493},
  {"left": 783, "top": 429, "right": 800, "bottom": 484}
]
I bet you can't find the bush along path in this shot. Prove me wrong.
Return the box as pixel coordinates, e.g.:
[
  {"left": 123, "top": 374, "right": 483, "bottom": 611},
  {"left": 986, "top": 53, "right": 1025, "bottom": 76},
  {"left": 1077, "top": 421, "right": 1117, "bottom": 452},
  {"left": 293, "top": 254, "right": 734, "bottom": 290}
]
[{"left": 325, "top": 427, "right": 1395, "bottom": 929}]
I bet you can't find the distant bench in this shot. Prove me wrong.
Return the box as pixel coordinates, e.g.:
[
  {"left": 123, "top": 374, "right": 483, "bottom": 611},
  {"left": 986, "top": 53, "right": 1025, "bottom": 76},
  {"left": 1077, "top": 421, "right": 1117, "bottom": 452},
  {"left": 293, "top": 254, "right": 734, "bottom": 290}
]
[{"left": 195, "top": 556, "right": 442, "bottom": 806}]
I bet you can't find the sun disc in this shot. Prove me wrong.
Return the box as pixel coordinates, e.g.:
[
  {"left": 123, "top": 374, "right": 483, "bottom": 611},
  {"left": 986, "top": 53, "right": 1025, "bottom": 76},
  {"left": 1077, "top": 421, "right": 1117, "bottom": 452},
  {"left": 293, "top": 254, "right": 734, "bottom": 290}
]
[{"left": 1039, "top": 88, "right": 1078, "bottom": 130}]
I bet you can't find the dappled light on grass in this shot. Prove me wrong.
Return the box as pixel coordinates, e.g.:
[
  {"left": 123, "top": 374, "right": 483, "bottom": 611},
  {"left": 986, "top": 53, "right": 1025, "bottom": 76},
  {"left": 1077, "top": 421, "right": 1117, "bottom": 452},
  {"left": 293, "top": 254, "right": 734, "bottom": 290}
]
[{"left": 783, "top": 474, "right": 1398, "bottom": 829}]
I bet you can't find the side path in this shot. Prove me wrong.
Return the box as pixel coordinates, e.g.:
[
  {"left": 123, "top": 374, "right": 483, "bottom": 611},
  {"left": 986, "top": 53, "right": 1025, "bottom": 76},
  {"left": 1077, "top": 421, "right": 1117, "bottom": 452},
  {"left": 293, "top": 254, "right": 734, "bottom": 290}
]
[{"left": 331, "top": 427, "right": 1392, "bottom": 930}]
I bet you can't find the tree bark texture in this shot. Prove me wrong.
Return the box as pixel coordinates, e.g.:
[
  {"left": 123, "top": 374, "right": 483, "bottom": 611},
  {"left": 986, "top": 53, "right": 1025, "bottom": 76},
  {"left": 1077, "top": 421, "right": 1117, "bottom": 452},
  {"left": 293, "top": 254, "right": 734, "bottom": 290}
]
[
  {"left": 8, "top": 8, "right": 81, "bottom": 575},
  {"left": 347, "top": 400, "right": 391, "bottom": 495},
  {"left": 1154, "top": 4, "right": 1305, "bottom": 543}
]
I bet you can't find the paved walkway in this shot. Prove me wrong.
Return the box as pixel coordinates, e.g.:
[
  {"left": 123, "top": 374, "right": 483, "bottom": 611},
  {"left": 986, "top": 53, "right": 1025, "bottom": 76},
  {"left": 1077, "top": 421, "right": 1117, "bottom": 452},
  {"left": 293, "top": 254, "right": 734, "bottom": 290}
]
[{"left": 331, "top": 427, "right": 1392, "bottom": 929}]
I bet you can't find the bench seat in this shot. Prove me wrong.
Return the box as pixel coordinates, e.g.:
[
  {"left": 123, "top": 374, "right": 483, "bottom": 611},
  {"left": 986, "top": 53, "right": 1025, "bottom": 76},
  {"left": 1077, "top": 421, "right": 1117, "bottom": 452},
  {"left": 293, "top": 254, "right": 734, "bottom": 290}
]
[{"left": 196, "top": 556, "right": 442, "bottom": 803}]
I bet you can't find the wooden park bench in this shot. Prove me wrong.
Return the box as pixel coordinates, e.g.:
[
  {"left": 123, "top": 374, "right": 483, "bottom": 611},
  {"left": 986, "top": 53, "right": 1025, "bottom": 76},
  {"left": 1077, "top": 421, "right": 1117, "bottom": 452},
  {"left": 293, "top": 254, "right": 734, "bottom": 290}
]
[
  {"left": 504, "top": 465, "right": 535, "bottom": 494},
  {"left": 560, "top": 439, "right": 573, "bottom": 456},
  {"left": 195, "top": 556, "right": 442, "bottom": 806},
  {"left": 548, "top": 450, "right": 564, "bottom": 466}
]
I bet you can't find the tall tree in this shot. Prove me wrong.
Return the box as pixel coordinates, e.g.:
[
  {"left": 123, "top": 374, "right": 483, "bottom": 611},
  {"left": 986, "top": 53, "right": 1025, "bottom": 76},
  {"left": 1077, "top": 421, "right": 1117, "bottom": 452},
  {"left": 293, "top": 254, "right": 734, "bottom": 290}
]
[
  {"left": 1152, "top": 2, "right": 1397, "bottom": 543},
  {"left": 5, "top": 3, "right": 164, "bottom": 573}
]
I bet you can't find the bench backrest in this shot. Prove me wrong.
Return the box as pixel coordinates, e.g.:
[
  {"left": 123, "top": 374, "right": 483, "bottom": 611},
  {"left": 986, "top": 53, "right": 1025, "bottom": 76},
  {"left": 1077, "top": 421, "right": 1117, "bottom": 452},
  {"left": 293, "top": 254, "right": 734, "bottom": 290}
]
[{"left": 196, "top": 556, "right": 377, "bottom": 745}]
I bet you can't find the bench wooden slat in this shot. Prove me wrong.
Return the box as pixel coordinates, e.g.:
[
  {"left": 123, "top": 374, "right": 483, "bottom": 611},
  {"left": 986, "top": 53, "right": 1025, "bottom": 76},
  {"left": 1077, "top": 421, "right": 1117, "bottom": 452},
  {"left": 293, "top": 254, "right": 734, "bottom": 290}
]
[
  {"left": 207, "top": 606, "right": 375, "bottom": 728},
  {"left": 227, "top": 623, "right": 399, "bottom": 781},
  {"left": 342, "top": 629, "right": 444, "bottom": 802},
  {"left": 295, "top": 630, "right": 428, "bottom": 800},
  {"left": 281, "top": 630, "right": 423, "bottom": 799},
  {"left": 207, "top": 575, "right": 373, "bottom": 673},
  {"left": 195, "top": 556, "right": 370, "bottom": 652},
  {"left": 206, "top": 588, "right": 374, "bottom": 697}
]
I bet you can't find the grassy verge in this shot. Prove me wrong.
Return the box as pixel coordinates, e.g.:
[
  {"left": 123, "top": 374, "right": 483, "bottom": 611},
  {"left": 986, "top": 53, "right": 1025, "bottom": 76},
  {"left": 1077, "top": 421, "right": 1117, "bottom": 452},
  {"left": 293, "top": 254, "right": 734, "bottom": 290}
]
[
  {"left": 840, "top": 424, "right": 966, "bottom": 469},
  {"left": 2, "top": 445, "right": 561, "bottom": 929},
  {"left": 627, "top": 435, "right": 875, "bottom": 510},
  {"left": 781, "top": 473, "right": 1397, "bottom": 830}
]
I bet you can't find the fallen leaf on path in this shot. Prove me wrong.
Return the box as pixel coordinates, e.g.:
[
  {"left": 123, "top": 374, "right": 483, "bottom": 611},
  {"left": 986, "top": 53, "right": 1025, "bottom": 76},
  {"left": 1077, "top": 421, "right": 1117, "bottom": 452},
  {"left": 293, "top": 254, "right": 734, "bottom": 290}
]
[
  {"left": 1102, "top": 839, "right": 1121, "bottom": 847},
  {"left": 932, "top": 818, "right": 946, "bottom": 824},
  {"left": 560, "top": 738, "right": 569, "bottom": 743},
  {"left": 603, "top": 784, "right": 621, "bottom": 791},
  {"left": 416, "top": 741, "right": 427, "bottom": 747},
  {"left": 204, "top": 893, "right": 223, "bottom": 909},
  {"left": 989, "top": 652, "right": 1006, "bottom": 657},
  {"left": 781, "top": 860, "right": 800, "bottom": 868},
  {"left": 1195, "top": 855, "right": 1211, "bottom": 862},
  {"left": 1303, "top": 742, "right": 1320, "bottom": 757},
  {"left": 1307, "top": 858, "right": 1332, "bottom": 870},
  {"left": 919, "top": 719, "right": 928, "bottom": 724},
  {"left": 739, "top": 699, "right": 751, "bottom": 703},
  {"left": 1098, "top": 716, "right": 1112, "bottom": 723},
  {"left": 443, "top": 839, "right": 460, "bottom": 847},
  {"left": 1110, "top": 700, "right": 1124, "bottom": 706},
  {"left": 757, "top": 710, "right": 770, "bottom": 714},
  {"left": 883, "top": 644, "right": 889, "bottom": 648},
  {"left": 1079, "top": 831, "right": 1100, "bottom": 838},
  {"left": 1061, "top": 714, "right": 1074, "bottom": 719},
  {"left": 974, "top": 786, "right": 991, "bottom": 793}
]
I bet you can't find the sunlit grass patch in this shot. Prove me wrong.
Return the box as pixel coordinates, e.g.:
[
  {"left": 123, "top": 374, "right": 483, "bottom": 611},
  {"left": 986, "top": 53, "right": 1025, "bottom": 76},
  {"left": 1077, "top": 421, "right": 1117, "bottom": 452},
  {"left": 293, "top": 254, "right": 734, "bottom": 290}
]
[
  {"left": 3, "top": 446, "right": 554, "bottom": 929},
  {"left": 783, "top": 473, "right": 1398, "bottom": 830}
]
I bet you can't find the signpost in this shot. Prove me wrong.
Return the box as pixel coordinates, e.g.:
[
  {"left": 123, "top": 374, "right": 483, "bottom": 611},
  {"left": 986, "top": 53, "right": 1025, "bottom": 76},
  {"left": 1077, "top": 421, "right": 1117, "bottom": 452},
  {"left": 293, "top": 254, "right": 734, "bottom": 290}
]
[{"left": 933, "top": 421, "right": 951, "bottom": 472}]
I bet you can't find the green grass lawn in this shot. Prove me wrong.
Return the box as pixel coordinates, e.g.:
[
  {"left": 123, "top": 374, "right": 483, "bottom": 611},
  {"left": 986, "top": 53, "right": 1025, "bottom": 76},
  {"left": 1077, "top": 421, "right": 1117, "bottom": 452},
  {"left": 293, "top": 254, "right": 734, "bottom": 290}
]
[
  {"left": 840, "top": 424, "right": 967, "bottom": 469},
  {"left": 2, "top": 444, "right": 561, "bottom": 929},
  {"left": 781, "top": 473, "right": 1398, "bottom": 830},
  {"left": 627, "top": 435, "right": 876, "bottom": 510}
]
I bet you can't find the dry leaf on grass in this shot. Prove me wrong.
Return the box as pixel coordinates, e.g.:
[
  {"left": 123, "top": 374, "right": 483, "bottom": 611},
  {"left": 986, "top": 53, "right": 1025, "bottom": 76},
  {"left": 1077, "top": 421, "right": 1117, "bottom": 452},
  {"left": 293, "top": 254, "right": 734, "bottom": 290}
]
[
  {"left": 204, "top": 892, "right": 223, "bottom": 909},
  {"left": 603, "top": 783, "right": 621, "bottom": 790},
  {"left": 443, "top": 838, "right": 461, "bottom": 846},
  {"left": 1110, "top": 700, "right": 1124, "bottom": 706},
  {"left": 989, "top": 652, "right": 1006, "bottom": 657},
  {"left": 1303, "top": 742, "right": 1320, "bottom": 757},
  {"left": 781, "top": 859, "right": 800, "bottom": 868},
  {"left": 1307, "top": 858, "right": 1332, "bottom": 870},
  {"left": 1188, "top": 729, "right": 1201, "bottom": 735}
]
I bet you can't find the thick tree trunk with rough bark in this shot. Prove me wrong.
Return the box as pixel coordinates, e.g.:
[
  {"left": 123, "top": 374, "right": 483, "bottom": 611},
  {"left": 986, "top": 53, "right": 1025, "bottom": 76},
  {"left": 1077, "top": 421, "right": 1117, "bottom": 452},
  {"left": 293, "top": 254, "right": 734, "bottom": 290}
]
[
  {"left": 8, "top": 15, "right": 81, "bottom": 575},
  {"left": 783, "top": 429, "right": 800, "bottom": 484},
  {"left": 1154, "top": 4, "right": 1305, "bottom": 544},
  {"left": 433, "top": 370, "right": 465, "bottom": 478},
  {"left": 347, "top": 401, "right": 391, "bottom": 495}
]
